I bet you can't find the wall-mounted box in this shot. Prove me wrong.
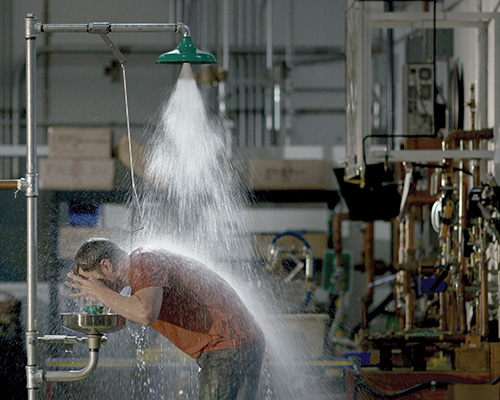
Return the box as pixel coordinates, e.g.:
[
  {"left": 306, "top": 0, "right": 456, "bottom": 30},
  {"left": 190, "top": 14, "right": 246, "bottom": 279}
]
[
  {"left": 48, "top": 127, "right": 113, "bottom": 159},
  {"left": 249, "top": 159, "right": 335, "bottom": 191},
  {"left": 39, "top": 158, "right": 115, "bottom": 191}
]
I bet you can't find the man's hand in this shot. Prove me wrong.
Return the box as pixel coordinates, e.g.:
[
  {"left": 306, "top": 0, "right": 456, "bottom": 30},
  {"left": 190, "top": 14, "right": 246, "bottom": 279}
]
[
  {"left": 65, "top": 272, "right": 109, "bottom": 302},
  {"left": 65, "top": 272, "right": 163, "bottom": 326}
]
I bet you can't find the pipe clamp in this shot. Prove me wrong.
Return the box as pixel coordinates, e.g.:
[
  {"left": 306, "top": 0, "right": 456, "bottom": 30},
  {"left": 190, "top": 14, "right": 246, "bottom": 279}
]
[
  {"left": 25, "top": 173, "right": 38, "bottom": 197},
  {"left": 26, "top": 366, "right": 43, "bottom": 387},
  {"left": 89, "top": 22, "right": 111, "bottom": 34}
]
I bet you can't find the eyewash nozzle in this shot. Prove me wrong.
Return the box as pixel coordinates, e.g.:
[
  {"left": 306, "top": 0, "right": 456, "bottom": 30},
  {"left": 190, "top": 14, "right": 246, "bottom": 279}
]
[{"left": 156, "top": 37, "right": 217, "bottom": 65}]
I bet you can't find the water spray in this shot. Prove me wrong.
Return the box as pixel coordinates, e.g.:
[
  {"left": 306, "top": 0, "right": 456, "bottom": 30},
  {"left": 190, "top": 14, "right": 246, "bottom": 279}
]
[{"left": 8, "top": 13, "right": 217, "bottom": 400}]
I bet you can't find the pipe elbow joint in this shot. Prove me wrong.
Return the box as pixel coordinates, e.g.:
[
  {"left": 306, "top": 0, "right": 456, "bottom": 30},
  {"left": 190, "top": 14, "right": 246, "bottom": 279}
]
[
  {"left": 45, "top": 349, "right": 100, "bottom": 382},
  {"left": 176, "top": 22, "right": 191, "bottom": 38}
]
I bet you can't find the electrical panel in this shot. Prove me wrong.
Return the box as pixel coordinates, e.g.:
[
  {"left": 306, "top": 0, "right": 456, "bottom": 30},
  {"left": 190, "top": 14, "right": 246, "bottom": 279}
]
[{"left": 403, "top": 64, "right": 434, "bottom": 135}]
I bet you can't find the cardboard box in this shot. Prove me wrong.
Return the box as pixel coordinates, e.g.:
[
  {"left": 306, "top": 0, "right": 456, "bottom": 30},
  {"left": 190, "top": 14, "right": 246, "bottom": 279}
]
[
  {"left": 250, "top": 159, "right": 335, "bottom": 190},
  {"left": 58, "top": 227, "right": 128, "bottom": 259},
  {"left": 490, "top": 342, "right": 500, "bottom": 378},
  {"left": 454, "top": 346, "right": 489, "bottom": 372},
  {"left": 39, "top": 158, "right": 115, "bottom": 191},
  {"left": 448, "top": 384, "right": 499, "bottom": 400},
  {"left": 48, "top": 127, "right": 113, "bottom": 159}
]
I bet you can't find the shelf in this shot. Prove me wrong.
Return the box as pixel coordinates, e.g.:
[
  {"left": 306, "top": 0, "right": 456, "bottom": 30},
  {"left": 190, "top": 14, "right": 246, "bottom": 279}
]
[{"left": 249, "top": 190, "right": 340, "bottom": 208}]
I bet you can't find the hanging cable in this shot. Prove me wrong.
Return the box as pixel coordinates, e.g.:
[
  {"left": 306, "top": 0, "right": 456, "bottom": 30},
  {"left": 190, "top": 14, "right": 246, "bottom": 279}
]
[
  {"left": 121, "top": 64, "right": 144, "bottom": 235},
  {"left": 98, "top": 33, "right": 144, "bottom": 240}
]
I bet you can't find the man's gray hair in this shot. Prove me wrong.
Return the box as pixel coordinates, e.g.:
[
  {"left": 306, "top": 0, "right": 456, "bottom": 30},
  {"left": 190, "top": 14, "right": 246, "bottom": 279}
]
[{"left": 74, "top": 238, "right": 127, "bottom": 273}]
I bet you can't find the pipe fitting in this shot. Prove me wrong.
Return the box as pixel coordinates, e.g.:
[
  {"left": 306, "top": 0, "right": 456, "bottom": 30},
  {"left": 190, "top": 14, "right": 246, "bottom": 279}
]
[
  {"left": 24, "top": 173, "right": 38, "bottom": 197},
  {"left": 86, "top": 334, "right": 104, "bottom": 350},
  {"left": 38, "top": 334, "right": 108, "bottom": 346},
  {"left": 25, "top": 14, "right": 39, "bottom": 39},
  {"left": 0, "top": 179, "right": 24, "bottom": 191},
  {"left": 43, "top": 333, "right": 104, "bottom": 382},
  {"left": 26, "top": 366, "right": 43, "bottom": 388},
  {"left": 176, "top": 22, "right": 191, "bottom": 38},
  {"left": 88, "top": 22, "right": 111, "bottom": 34},
  {"left": 45, "top": 350, "right": 100, "bottom": 382}
]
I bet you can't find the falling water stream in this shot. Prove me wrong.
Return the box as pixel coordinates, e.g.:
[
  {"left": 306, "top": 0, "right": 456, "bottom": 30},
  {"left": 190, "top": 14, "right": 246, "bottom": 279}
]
[
  {"left": 55, "top": 63, "right": 342, "bottom": 399},
  {"left": 134, "top": 64, "right": 253, "bottom": 270},
  {"left": 128, "top": 63, "right": 341, "bottom": 399}
]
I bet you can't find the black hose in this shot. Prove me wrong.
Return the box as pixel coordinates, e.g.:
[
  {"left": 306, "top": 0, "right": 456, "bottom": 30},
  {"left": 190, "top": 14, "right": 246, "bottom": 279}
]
[
  {"left": 429, "top": 264, "right": 450, "bottom": 293},
  {"left": 357, "top": 380, "right": 448, "bottom": 399}
]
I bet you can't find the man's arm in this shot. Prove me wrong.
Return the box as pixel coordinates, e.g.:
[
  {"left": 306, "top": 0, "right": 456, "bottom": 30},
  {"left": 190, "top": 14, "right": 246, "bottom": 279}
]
[
  {"left": 97, "top": 285, "right": 163, "bottom": 325},
  {"left": 66, "top": 273, "right": 163, "bottom": 326}
]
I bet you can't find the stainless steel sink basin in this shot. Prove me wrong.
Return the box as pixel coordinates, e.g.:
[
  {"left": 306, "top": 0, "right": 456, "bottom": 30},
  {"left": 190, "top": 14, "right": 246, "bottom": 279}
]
[{"left": 61, "top": 313, "right": 126, "bottom": 335}]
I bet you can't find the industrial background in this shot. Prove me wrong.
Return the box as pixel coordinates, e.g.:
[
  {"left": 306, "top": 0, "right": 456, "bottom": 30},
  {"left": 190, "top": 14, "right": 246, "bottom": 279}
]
[{"left": 2, "top": 0, "right": 500, "bottom": 399}]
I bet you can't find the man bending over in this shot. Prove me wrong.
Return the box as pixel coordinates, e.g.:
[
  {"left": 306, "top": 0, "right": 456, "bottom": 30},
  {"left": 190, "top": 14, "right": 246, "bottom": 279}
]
[{"left": 66, "top": 238, "right": 265, "bottom": 400}]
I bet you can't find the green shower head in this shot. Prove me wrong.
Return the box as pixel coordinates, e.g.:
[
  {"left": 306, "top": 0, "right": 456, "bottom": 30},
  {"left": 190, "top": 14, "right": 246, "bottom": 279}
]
[{"left": 156, "top": 37, "right": 217, "bottom": 65}]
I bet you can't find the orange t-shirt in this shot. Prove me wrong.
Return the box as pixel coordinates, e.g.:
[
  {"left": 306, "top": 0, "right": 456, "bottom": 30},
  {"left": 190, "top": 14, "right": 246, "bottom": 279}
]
[{"left": 129, "top": 248, "right": 264, "bottom": 359}]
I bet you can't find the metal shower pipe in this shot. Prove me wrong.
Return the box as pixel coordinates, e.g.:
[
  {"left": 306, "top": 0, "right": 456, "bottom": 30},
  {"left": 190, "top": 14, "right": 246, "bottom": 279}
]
[
  {"left": 22, "top": 13, "right": 198, "bottom": 400},
  {"left": 38, "top": 21, "right": 190, "bottom": 37}
]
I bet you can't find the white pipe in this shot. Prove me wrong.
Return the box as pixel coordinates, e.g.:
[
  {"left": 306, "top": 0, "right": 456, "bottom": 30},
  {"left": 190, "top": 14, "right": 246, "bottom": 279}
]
[{"left": 304, "top": 248, "right": 314, "bottom": 280}]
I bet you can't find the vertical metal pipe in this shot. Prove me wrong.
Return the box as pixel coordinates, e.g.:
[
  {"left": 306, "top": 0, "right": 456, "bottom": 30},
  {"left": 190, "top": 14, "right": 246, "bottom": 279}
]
[
  {"left": 477, "top": 24, "right": 487, "bottom": 130},
  {"left": 168, "top": 0, "right": 175, "bottom": 21},
  {"left": 458, "top": 143, "right": 468, "bottom": 278},
  {"left": 255, "top": 55, "right": 263, "bottom": 147},
  {"left": 455, "top": 142, "right": 467, "bottom": 335},
  {"left": 495, "top": 14, "right": 500, "bottom": 148},
  {"left": 479, "top": 234, "right": 489, "bottom": 338},
  {"left": 284, "top": 0, "right": 294, "bottom": 146},
  {"left": 25, "top": 13, "right": 40, "bottom": 400},
  {"left": 218, "top": 0, "right": 229, "bottom": 114},
  {"left": 218, "top": 0, "right": 231, "bottom": 150},
  {"left": 264, "top": 0, "right": 273, "bottom": 145}
]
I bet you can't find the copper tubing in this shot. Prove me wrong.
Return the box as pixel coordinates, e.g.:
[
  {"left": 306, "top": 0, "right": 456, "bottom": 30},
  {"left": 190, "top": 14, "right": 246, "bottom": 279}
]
[
  {"left": 456, "top": 278, "right": 467, "bottom": 334},
  {"left": 332, "top": 213, "right": 348, "bottom": 270},
  {"left": 480, "top": 259, "right": 489, "bottom": 338},
  {"left": 479, "top": 223, "right": 489, "bottom": 338},
  {"left": 0, "top": 180, "right": 21, "bottom": 190},
  {"left": 362, "top": 222, "right": 374, "bottom": 330},
  {"left": 448, "top": 291, "right": 458, "bottom": 332},
  {"left": 405, "top": 290, "right": 415, "bottom": 331},
  {"left": 439, "top": 291, "right": 448, "bottom": 331},
  {"left": 439, "top": 199, "right": 454, "bottom": 240},
  {"left": 444, "top": 128, "right": 492, "bottom": 149},
  {"left": 405, "top": 211, "right": 416, "bottom": 265},
  {"left": 398, "top": 218, "right": 405, "bottom": 266}
]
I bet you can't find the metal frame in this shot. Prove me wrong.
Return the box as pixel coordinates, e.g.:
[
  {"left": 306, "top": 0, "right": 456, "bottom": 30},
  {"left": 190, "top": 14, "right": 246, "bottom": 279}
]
[
  {"left": 16, "top": 13, "right": 196, "bottom": 400},
  {"left": 344, "top": 5, "right": 500, "bottom": 178}
]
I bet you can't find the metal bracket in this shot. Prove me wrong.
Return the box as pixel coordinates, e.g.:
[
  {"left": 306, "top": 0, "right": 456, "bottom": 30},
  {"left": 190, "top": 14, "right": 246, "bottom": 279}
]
[{"left": 99, "top": 33, "right": 127, "bottom": 65}]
